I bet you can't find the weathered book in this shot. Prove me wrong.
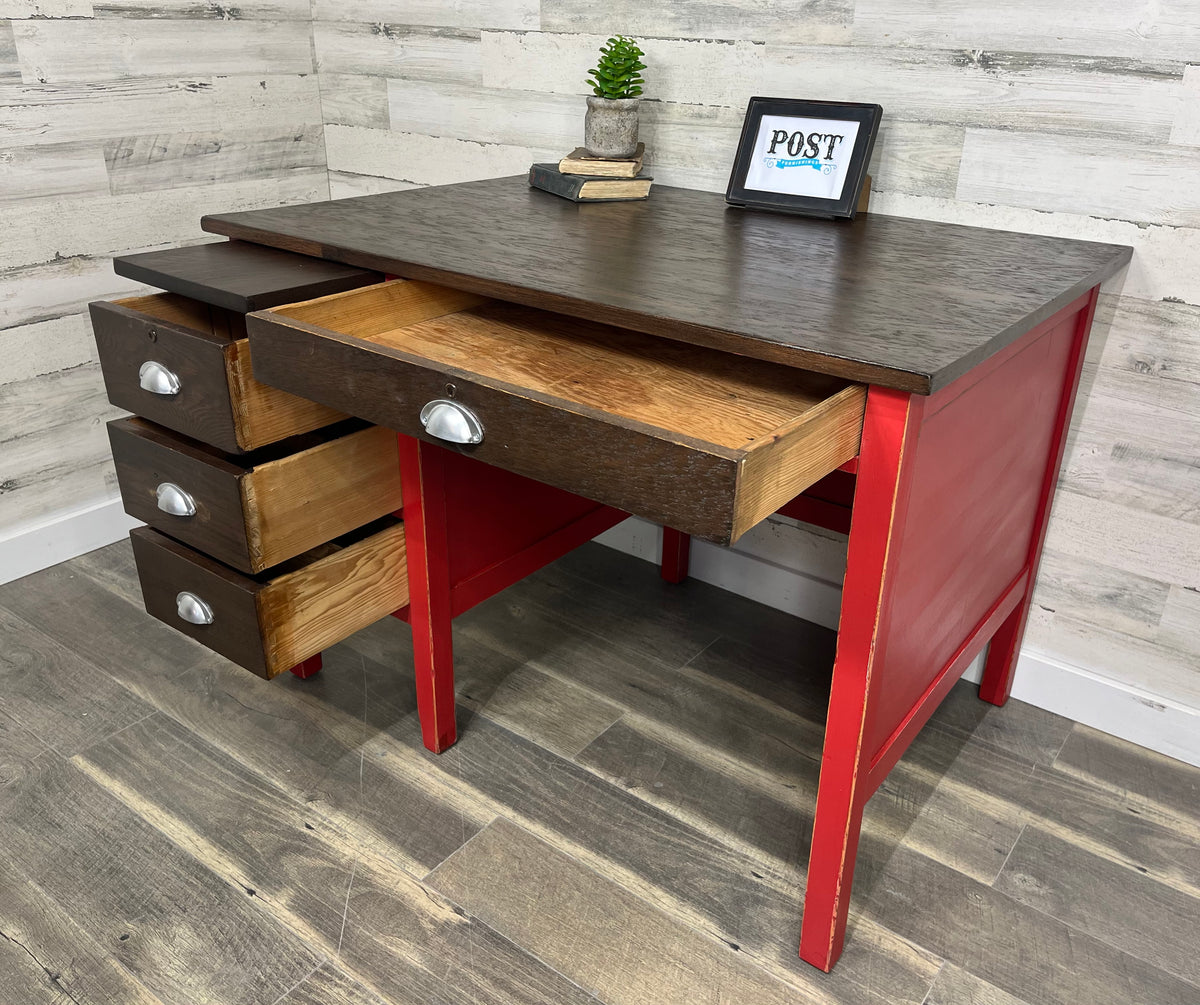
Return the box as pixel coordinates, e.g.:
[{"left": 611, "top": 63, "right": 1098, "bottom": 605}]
[
  {"left": 528, "top": 163, "right": 652, "bottom": 202},
  {"left": 558, "top": 143, "right": 646, "bottom": 178}
]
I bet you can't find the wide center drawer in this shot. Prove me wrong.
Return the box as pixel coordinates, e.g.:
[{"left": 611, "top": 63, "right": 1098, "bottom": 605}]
[
  {"left": 247, "top": 280, "right": 867, "bottom": 544},
  {"left": 91, "top": 292, "right": 347, "bottom": 452},
  {"left": 109, "top": 417, "right": 404, "bottom": 573}
]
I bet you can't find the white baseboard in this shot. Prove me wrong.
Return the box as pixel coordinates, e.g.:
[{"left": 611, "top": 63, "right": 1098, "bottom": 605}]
[
  {"left": 0, "top": 497, "right": 140, "bottom": 586},
  {"left": 594, "top": 517, "right": 845, "bottom": 630},
  {"left": 1002, "top": 651, "right": 1200, "bottom": 768},
  {"left": 596, "top": 518, "right": 1200, "bottom": 768}
]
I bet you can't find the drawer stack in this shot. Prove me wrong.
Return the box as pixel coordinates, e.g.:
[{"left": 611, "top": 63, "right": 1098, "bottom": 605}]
[{"left": 90, "top": 241, "right": 409, "bottom": 679}]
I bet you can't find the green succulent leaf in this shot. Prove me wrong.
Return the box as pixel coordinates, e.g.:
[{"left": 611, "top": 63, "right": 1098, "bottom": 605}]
[{"left": 586, "top": 34, "right": 647, "bottom": 99}]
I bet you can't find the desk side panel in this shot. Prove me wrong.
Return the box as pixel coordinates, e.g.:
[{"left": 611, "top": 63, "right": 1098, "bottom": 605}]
[{"left": 861, "top": 307, "right": 1082, "bottom": 761}]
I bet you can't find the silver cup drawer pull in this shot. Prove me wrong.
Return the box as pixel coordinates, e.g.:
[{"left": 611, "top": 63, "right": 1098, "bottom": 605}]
[
  {"left": 176, "top": 592, "right": 214, "bottom": 626},
  {"left": 139, "top": 360, "right": 181, "bottom": 396},
  {"left": 420, "top": 399, "right": 484, "bottom": 445},
  {"left": 155, "top": 482, "right": 196, "bottom": 517}
]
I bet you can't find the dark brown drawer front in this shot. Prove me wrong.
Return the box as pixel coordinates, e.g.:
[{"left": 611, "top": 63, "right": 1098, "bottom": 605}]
[
  {"left": 109, "top": 417, "right": 403, "bottom": 574},
  {"left": 109, "top": 416, "right": 249, "bottom": 567},
  {"left": 92, "top": 295, "right": 243, "bottom": 451},
  {"left": 130, "top": 519, "right": 408, "bottom": 679},
  {"left": 91, "top": 292, "right": 346, "bottom": 453}
]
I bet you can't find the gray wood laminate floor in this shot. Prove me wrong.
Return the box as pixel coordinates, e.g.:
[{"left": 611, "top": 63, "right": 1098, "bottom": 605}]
[{"left": 1, "top": 540, "right": 1198, "bottom": 1005}]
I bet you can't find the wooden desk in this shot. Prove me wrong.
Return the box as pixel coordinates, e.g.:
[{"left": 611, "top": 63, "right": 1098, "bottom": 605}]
[{"left": 134, "top": 179, "right": 1132, "bottom": 972}]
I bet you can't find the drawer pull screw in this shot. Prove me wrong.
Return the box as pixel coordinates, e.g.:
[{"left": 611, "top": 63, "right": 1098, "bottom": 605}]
[
  {"left": 139, "top": 360, "right": 181, "bottom": 396},
  {"left": 156, "top": 482, "right": 197, "bottom": 517},
  {"left": 420, "top": 399, "right": 484, "bottom": 445},
  {"left": 176, "top": 592, "right": 214, "bottom": 626}
]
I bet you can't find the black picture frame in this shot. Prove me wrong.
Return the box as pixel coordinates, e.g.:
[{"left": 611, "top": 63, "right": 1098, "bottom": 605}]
[{"left": 725, "top": 97, "right": 882, "bottom": 220}]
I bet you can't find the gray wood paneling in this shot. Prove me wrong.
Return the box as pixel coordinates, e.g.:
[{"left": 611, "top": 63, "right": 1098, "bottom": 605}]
[
  {"left": 313, "top": 0, "right": 536, "bottom": 30},
  {"left": 103, "top": 124, "right": 325, "bottom": 194},
  {"left": 0, "top": 75, "right": 322, "bottom": 148},
  {"left": 852, "top": 0, "right": 1200, "bottom": 62},
  {"left": 0, "top": 21, "right": 16, "bottom": 80},
  {"left": 958, "top": 128, "right": 1200, "bottom": 227},
  {"left": 313, "top": 23, "right": 482, "bottom": 84},
  {"left": 12, "top": 19, "right": 312, "bottom": 83},
  {"left": 541, "top": 0, "right": 853, "bottom": 44}
]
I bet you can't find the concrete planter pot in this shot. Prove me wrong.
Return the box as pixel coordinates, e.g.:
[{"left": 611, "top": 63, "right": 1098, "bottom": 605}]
[{"left": 584, "top": 96, "right": 641, "bottom": 158}]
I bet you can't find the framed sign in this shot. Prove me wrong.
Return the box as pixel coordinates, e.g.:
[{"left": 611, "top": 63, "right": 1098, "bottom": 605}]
[{"left": 725, "top": 97, "right": 882, "bottom": 219}]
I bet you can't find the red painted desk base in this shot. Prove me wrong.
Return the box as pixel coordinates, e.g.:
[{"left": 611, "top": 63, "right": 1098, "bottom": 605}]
[{"left": 300, "top": 287, "right": 1099, "bottom": 973}]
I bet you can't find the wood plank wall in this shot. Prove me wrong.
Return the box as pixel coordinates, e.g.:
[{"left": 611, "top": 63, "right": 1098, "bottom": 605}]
[
  {"left": 311, "top": 2, "right": 1200, "bottom": 713},
  {"left": 3, "top": 2, "right": 1197, "bottom": 722},
  {"left": 0, "top": 1, "right": 327, "bottom": 535}
]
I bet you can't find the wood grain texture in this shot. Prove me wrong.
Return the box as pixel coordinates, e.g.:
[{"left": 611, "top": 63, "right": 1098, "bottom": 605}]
[
  {"left": 75, "top": 712, "right": 604, "bottom": 1005},
  {"left": 251, "top": 290, "right": 861, "bottom": 544},
  {"left": 994, "top": 825, "right": 1200, "bottom": 987},
  {"left": 958, "top": 128, "right": 1200, "bottom": 227},
  {"left": 258, "top": 518, "right": 408, "bottom": 671},
  {"left": 130, "top": 518, "right": 407, "bottom": 678},
  {"left": 318, "top": 72, "right": 390, "bottom": 128},
  {"left": 0, "top": 758, "right": 324, "bottom": 1004},
  {"left": 0, "top": 75, "right": 321, "bottom": 149},
  {"left": 312, "top": 22, "right": 481, "bottom": 84},
  {"left": 11, "top": 20, "right": 313, "bottom": 83},
  {"left": 852, "top": 0, "right": 1200, "bottom": 61},
  {"left": 0, "top": 361, "right": 123, "bottom": 529},
  {"left": 0, "top": 140, "right": 108, "bottom": 202},
  {"left": 244, "top": 423, "right": 403, "bottom": 571},
  {"left": 114, "top": 239, "right": 381, "bottom": 314},
  {"left": 1, "top": 174, "right": 329, "bottom": 274},
  {"left": 429, "top": 817, "right": 830, "bottom": 1005},
  {"left": 1171, "top": 64, "right": 1200, "bottom": 146},
  {"left": 6, "top": 539, "right": 1200, "bottom": 1004},
  {"left": 542, "top": 0, "right": 852, "bottom": 43},
  {"left": 224, "top": 337, "right": 348, "bottom": 450},
  {"left": 0, "top": 20, "right": 16, "bottom": 81},
  {"left": 104, "top": 125, "right": 325, "bottom": 196},
  {"left": 108, "top": 416, "right": 401, "bottom": 572},
  {"left": 206, "top": 179, "right": 1129, "bottom": 393},
  {"left": 479, "top": 32, "right": 1181, "bottom": 140},
  {"left": 108, "top": 414, "right": 255, "bottom": 567},
  {"left": 0, "top": 855, "right": 166, "bottom": 1005},
  {"left": 0, "top": 604, "right": 155, "bottom": 756},
  {"left": 324, "top": 123, "right": 552, "bottom": 186},
  {"left": 90, "top": 295, "right": 244, "bottom": 451}
]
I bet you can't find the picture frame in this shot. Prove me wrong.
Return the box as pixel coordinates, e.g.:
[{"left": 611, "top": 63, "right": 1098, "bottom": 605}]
[{"left": 725, "top": 97, "right": 883, "bottom": 220}]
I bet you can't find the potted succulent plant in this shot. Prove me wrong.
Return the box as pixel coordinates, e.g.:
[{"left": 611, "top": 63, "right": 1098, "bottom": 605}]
[{"left": 584, "top": 35, "right": 646, "bottom": 158}]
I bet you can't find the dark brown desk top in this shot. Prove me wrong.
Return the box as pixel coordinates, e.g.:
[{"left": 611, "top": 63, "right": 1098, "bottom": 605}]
[
  {"left": 115, "top": 241, "right": 380, "bottom": 314},
  {"left": 202, "top": 177, "right": 1130, "bottom": 393}
]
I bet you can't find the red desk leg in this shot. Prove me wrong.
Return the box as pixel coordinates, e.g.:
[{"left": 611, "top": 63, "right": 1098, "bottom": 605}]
[
  {"left": 660, "top": 528, "right": 690, "bottom": 583},
  {"left": 800, "top": 386, "right": 924, "bottom": 972},
  {"left": 979, "top": 286, "right": 1098, "bottom": 706},
  {"left": 397, "top": 435, "right": 457, "bottom": 753},
  {"left": 289, "top": 653, "right": 323, "bottom": 679}
]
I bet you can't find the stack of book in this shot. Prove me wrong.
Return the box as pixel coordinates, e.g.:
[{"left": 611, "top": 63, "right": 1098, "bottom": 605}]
[{"left": 528, "top": 143, "right": 651, "bottom": 202}]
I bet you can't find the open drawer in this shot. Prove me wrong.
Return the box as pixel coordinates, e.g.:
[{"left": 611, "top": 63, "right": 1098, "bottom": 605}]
[
  {"left": 91, "top": 292, "right": 347, "bottom": 452},
  {"left": 247, "top": 280, "right": 867, "bottom": 544},
  {"left": 129, "top": 517, "right": 408, "bottom": 679},
  {"left": 109, "top": 417, "right": 403, "bottom": 573}
]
